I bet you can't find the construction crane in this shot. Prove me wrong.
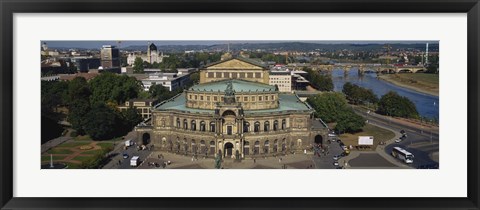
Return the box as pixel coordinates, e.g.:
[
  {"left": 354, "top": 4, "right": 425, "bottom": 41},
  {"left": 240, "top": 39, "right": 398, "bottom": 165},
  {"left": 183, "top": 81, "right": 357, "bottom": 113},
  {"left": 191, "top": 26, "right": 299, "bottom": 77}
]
[{"left": 383, "top": 44, "right": 392, "bottom": 65}]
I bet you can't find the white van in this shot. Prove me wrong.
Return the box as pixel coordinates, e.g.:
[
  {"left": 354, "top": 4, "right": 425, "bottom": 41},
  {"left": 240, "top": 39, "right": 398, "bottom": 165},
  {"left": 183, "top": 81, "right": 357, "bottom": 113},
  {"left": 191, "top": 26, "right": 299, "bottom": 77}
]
[
  {"left": 125, "top": 139, "right": 134, "bottom": 147},
  {"left": 130, "top": 156, "right": 140, "bottom": 167}
]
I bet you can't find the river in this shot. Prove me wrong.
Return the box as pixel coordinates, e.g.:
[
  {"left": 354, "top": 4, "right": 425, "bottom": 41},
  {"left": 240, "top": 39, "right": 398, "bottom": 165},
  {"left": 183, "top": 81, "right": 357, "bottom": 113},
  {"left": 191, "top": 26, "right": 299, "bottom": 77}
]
[{"left": 331, "top": 69, "right": 439, "bottom": 119}]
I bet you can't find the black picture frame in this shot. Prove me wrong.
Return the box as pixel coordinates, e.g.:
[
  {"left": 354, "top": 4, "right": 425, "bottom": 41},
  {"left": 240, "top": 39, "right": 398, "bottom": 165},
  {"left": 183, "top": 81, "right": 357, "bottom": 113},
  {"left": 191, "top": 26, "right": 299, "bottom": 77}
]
[{"left": 1, "top": 0, "right": 479, "bottom": 209}]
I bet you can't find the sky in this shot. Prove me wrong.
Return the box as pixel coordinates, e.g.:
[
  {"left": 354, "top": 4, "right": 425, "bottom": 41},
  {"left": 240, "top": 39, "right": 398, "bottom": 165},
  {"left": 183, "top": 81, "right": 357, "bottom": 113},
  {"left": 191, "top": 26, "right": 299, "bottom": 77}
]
[{"left": 41, "top": 40, "right": 439, "bottom": 49}]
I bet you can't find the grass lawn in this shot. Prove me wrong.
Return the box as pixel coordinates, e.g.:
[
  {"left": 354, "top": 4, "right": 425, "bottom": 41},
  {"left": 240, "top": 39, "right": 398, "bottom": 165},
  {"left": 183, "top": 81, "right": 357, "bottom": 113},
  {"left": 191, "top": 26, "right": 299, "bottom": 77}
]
[
  {"left": 66, "top": 162, "right": 81, "bottom": 169},
  {"left": 46, "top": 148, "right": 74, "bottom": 155},
  {"left": 96, "top": 142, "right": 114, "bottom": 148},
  {"left": 339, "top": 124, "right": 395, "bottom": 150},
  {"left": 379, "top": 73, "right": 439, "bottom": 96},
  {"left": 81, "top": 149, "right": 104, "bottom": 155},
  {"left": 74, "top": 135, "right": 92, "bottom": 141},
  {"left": 72, "top": 155, "right": 95, "bottom": 162},
  {"left": 41, "top": 155, "right": 67, "bottom": 161},
  {"left": 59, "top": 141, "right": 91, "bottom": 148},
  {"left": 394, "top": 73, "right": 439, "bottom": 86}
]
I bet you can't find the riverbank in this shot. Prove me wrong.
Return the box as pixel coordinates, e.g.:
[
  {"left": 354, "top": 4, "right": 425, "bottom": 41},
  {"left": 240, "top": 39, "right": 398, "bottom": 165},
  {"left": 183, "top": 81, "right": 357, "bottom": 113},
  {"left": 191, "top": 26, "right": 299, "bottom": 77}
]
[{"left": 377, "top": 73, "right": 439, "bottom": 96}]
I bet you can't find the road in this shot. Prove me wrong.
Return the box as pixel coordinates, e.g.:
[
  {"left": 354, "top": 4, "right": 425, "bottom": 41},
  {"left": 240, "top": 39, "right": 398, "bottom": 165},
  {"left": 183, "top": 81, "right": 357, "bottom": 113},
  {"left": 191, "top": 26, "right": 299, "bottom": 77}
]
[
  {"left": 311, "top": 140, "right": 345, "bottom": 169},
  {"left": 116, "top": 147, "right": 153, "bottom": 169},
  {"left": 352, "top": 107, "right": 439, "bottom": 169}
]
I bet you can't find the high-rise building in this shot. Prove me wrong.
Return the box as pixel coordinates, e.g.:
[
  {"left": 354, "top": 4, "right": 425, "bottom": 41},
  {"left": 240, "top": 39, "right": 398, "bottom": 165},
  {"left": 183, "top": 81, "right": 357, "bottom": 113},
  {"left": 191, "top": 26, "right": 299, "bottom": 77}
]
[{"left": 100, "top": 45, "right": 120, "bottom": 68}]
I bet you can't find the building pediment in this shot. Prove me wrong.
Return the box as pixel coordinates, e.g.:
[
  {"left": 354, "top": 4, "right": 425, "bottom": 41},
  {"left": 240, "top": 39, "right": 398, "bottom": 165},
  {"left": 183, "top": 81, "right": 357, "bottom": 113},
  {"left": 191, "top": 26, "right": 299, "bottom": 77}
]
[{"left": 206, "top": 58, "right": 265, "bottom": 70}]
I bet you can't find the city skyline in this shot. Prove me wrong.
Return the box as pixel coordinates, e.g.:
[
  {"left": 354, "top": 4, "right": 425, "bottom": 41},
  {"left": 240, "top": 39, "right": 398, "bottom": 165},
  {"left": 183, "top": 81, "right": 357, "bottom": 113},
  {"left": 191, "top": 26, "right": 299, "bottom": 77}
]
[{"left": 42, "top": 40, "right": 439, "bottom": 49}]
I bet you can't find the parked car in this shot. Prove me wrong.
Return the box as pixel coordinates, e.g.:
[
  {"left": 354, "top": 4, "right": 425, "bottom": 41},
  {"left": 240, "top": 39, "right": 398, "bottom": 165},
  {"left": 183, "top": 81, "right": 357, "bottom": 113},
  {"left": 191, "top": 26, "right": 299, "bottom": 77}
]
[
  {"left": 333, "top": 161, "right": 339, "bottom": 166},
  {"left": 123, "top": 153, "right": 129, "bottom": 159},
  {"left": 395, "top": 138, "right": 402, "bottom": 143},
  {"left": 333, "top": 155, "right": 339, "bottom": 160}
]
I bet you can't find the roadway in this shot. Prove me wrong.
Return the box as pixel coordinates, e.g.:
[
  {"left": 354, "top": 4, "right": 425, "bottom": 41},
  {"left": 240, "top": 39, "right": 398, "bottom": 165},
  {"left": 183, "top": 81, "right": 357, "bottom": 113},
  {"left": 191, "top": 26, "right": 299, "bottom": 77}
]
[
  {"left": 352, "top": 106, "right": 439, "bottom": 169},
  {"left": 311, "top": 140, "right": 345, "bottom": 169}
]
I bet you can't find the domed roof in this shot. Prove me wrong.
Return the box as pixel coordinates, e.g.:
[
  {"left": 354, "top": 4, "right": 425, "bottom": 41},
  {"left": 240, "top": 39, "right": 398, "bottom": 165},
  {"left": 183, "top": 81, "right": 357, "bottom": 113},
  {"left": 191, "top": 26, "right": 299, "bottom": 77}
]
[{"left": 148, "top": 43, "right": 157, "bottom": 51}]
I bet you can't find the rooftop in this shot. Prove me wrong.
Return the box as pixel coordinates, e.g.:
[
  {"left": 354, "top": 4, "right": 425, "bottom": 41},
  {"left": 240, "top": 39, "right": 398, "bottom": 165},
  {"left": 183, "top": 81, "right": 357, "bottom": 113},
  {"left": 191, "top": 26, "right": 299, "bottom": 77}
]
[
  {"left": 189, "top": 79, "right": 276, "bottom": 93},
  {"left": 204, "top": 56, "right": 267, "bottom": 69},
  {"left": 155, "top": 92, "right": 311, "bottom": 114}
]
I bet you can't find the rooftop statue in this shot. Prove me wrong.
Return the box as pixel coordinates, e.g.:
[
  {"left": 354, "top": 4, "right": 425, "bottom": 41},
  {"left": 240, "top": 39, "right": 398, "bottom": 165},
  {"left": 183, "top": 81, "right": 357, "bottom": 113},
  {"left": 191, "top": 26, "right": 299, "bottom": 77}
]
[{"left": 225, "top": 80, "right": 234, "bottom": 96}]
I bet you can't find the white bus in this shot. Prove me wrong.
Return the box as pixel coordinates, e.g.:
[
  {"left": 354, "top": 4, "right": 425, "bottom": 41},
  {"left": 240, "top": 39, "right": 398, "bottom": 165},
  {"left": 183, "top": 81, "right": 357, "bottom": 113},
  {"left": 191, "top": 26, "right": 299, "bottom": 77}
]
[{"left": 391, "top": 147, "right": 414, "bottom": 164}]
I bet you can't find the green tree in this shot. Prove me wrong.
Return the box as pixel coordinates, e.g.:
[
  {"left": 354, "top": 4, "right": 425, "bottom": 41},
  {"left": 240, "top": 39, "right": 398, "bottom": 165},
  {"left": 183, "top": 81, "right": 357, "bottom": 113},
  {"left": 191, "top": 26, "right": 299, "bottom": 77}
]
[
  {"left": 89, "top": 73, "right": 142, "bottom": 105},
  {"left": 307, "top": 92, "right": 349, "bottom": 123},
  {"left": 84, "top": 104, "right": 120, "bottom": 140},
  {"left": 41, "top": 80, "right": 69, "bottom": 117},
  {"left": 377, "top": 91, "right": 419, "bottom": 118},
  {"left": 122, "top": 107, "right": 143, "bottom": 129},
  {"left": 67, "top": 77, "right": 91, "bottom": 135},
  {"left": 426, "top": 63, "right": 439, "bottom": 74},
  {"left": 342, "top": 82, "right": 378, "bottom": 105},
  {"left": 303, "top": 67, "right": 334, "bottom": 91},
  {"left": 68, "top": 99, "right": 91, "bottom": 135},
  {"left": 307, "top": 92, "right": 365, "bottom": 133},
  {"left": 133, "top": 57, "right": 144, "bottom": 73},
  {"left": 335, "top": 109, "right": 365, "bottom": 133}
]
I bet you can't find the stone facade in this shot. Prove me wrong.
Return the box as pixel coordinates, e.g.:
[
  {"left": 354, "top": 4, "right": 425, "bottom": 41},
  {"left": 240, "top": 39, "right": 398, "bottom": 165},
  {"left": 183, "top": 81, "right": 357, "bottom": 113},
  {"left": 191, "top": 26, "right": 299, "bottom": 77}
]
[{"left": 136, "top": 57, "right": 328, "bottom": 159}]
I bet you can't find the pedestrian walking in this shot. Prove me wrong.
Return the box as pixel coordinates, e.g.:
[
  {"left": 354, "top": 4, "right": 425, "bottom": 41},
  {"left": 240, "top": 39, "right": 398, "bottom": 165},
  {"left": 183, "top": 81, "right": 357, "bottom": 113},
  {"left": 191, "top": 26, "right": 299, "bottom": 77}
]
[{"left": 253, "top": 158, "right": 256, "bottom": 163}]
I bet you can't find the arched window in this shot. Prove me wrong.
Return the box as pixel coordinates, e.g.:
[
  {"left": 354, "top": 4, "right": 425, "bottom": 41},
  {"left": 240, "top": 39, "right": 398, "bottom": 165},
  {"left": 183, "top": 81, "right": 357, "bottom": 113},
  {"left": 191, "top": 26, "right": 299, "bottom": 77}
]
[
  {"left": 243, "top": 122, "right": 250, "bottom": 133},
  {"left": 191, "top": 120, "right": 196, "bottom": 131},
  {"left": 176, "top": 118, "right": 180, "bottom": 128},
  {"left": 200, "top": 121, "right": 206, "bottom": 132},
  {"left": 273, "top": 120, "right": 278, "bottom": 131},
  {"left": 264, "top": 140, "right": 270, "bottom": 154},
  {"left": 210, "top": 122, "right": 216, "bottom": 132},
  {"left": 254, "top": 121, "right": 260, "bottom": 133},
  {"left": 282, "top": 119, "right": 286, "bottom": 130},
  {"left": 264, "top": 121, "right": 270, "bottom": 132},
  {"left": 273, "top": 139, "right": 278, "bottom": 152},
  {"left": 183, "top": 119, "right": 188, "bottom": 130},
  {"left": 254, "top": 141, "right": 260, "bottom": 155}
]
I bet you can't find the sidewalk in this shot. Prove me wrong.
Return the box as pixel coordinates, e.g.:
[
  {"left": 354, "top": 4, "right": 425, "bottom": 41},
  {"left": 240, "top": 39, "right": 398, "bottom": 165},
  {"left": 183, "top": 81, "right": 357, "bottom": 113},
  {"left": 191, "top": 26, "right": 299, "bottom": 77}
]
[{"left": 41, "top": 129, "right": 73, "bottom": 153}]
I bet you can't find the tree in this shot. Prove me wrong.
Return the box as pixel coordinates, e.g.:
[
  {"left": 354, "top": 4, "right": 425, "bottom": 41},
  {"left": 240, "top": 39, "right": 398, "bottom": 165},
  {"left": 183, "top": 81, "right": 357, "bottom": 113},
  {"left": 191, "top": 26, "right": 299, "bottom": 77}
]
[
  {"left": 41, "top": 80, "right": 69, "bottom": 117},
  {"left": 342, "top": 82, "right": 378, "bottom": 105},
  {"left": 307, "top": 92, "right": 365, "bottom": 133},
  {"left": 133, "top": 57, "right": 144, "bottom": 73},
  {"left": 377, "top": 91, "right": 419, "bottom": 118},
  {"left": 303, "top": 67, "right": 334, "bottom": 91},
  {"left": 307, "top": 92, "right": 349, "bottom": 123},
  {"left": 41, "top": 115, "right": 64, "bottom": 144},
  {"left": 89, "top": 73, "right": 142, "bottom": 106},
  {"left": 149, "top": 84, "right": 177, "bottom": 102},
  {"left": 67, "top": 77, "right": 91, "bottom": 135},
  {"left": 335, "top": 109, "right": 365, "bottom": 133},
  {"left": 426, "top": 63, "right": 439, "bottom": 74},
  {"left": 122, "top": 107, "right": 143, "bottom": 129},
  {"left": 84, "top": 104, "right": 120, "bottom": 140},
  {"left": 68, "top": 99, "right": 91, "bottom": 135}
]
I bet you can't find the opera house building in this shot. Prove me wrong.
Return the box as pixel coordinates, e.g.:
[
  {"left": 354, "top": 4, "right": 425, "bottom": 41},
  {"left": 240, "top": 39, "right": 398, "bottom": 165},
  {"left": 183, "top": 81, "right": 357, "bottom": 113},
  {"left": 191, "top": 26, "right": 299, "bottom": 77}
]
[{"left": 136, "top": 56, "right": 328, "bottom": 159}]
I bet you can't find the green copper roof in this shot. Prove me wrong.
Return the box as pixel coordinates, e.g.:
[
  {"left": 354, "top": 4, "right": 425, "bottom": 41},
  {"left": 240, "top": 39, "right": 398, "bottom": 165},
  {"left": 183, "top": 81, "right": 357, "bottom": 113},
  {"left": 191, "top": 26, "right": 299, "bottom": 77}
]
[
  {"left": 155, "top": 93, "right": 311, "bottom": 114},
  {"left": 244, "top": 94, "right": 311, "bottom": 114},
  {"left": 154, "top": 93, "right": 214, "bottom": 114},
  {"left": 190, "top": 79, "right": 276, "bottom": 93}
]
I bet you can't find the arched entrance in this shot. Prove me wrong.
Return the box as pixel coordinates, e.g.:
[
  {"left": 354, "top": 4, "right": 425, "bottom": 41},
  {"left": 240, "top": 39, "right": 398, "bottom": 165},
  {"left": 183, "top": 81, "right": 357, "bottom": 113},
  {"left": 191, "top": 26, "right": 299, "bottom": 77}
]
[
  {"left": 142, "top": 133, "right": 150, "bottom": 145},
  {"left": 224, "top": 142, "right": 234, "bottom": 157},
  {"left": 314, "top": 135, "right": 323, "bottom": 145}
]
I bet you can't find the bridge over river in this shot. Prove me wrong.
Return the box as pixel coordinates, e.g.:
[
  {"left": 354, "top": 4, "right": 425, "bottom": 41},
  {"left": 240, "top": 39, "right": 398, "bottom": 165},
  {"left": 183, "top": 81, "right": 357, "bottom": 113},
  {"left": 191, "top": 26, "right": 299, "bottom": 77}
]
[{"left": 312, "top": 63, "right": 427, "bottom": 74}]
